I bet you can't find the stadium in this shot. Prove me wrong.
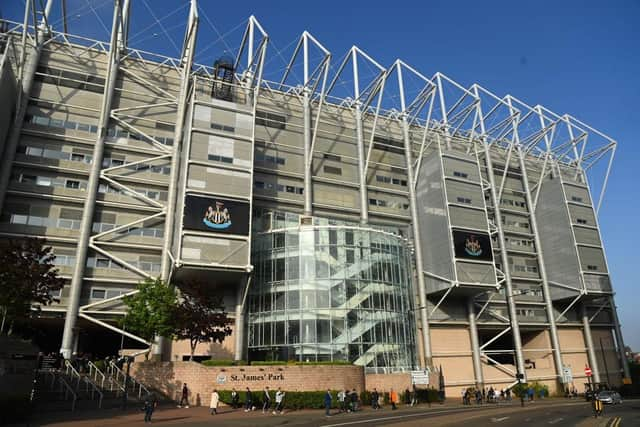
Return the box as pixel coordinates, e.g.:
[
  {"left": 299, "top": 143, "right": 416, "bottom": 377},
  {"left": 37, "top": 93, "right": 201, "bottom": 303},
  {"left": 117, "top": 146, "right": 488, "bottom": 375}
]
[{"left": 0, "top": 0, "right": 630, "bottom": 395}]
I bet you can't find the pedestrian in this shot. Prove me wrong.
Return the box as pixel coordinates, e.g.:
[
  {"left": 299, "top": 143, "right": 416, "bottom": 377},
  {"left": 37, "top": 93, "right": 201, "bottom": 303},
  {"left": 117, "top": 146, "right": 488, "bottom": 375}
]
[
  {"left": 209, "top": 389, "right": 219, "bottom": 415},
  {"left": 506, "top": 388, "right": 511, "bottom": 401},
  {"left": 482, "top": 387, "right": 486, "bottom": 403},
  {"left": 476, "top": 389, "right": 482, "bottom": 405},
  {"left": 262, "top": 386, "right": 271, "bottom": 413},
  {"left": 274, "top": 387, "right": 285, "bottom": 414},
  {"left": 371, "top": 388, "right": 380, "bottom": 410},
  {"left": 390, "top": 388, "right": 398, "bottom": 410},
  {"left": 178, "top": 383, "right": 189, "bottom": 408},
  {"left": 350, "top": 388, "right": 359, "bottom": 412},
  {"left": 461, "top": 388, "right": 466, "bottom": 405},
  {"left": 528, "top": 387, "right": 534, "bottom": 402},
  {"left": 143, "top": 391, "right": 157, "bottom": 424},
  {"left": 404, "top": 388, "right": 411, "bottom": 406},
  {"left": 337, "top": 389, "right": 346, "bottom": 412},
  {"left": 411, "top": 385, "right": 418, "bottom": 406},
  {"left": 324, "top": 389, "right": 332, "bottom": 417},
  {"left": 244, "top": 387, "right": 253, "bottom": 412},
  {"left": 231, "top": 388, "right": 239, "bottom": 409}
]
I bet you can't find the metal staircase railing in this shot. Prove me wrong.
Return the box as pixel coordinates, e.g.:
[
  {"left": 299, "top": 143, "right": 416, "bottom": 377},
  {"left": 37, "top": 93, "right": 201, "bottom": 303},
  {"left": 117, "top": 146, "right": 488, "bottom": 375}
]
[
  {"left": 107, "top": 360, "right": 149, "bottom": 399},
  {"left": 87, "top": 360, "right": 106, "bottom": 389}
]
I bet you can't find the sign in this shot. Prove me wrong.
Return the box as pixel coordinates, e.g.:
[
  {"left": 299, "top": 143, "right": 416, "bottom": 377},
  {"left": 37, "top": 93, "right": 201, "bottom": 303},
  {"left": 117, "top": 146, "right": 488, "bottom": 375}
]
[
  {"left": 216, "top": 374, "right": 227, "bottom": 384},
  {"left": 562, "top": 366, "right": 573, "bottom": 384},
  {"left": 452, "top": 230, "right": 493, "bottom": 261},
  {"left": 183, "top": 195, "right": 250, "bottom": 235},
  {"left": 411, "top": 370, "right": 430, "bottom": 385},
  {"left": 229, "top": 373, "right": 285, "bottom": 382},
  {"left": 585, "top": 366, "right": 592, "bottom": 377}
]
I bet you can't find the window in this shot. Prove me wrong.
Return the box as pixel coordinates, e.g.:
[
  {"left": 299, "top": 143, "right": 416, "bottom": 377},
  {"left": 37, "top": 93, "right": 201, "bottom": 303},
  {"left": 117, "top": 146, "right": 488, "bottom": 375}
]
[
  {"left": 65, "top": 180, "right": 80, "bottom": 189},
  {"left": 323, "top": 165, "right": 342, "bottom": 175},
  {"left": 456, "top": 197, "right": 472, "bottom": 204},
  {"left": 91, "top": 289, "right": 106, "bottom": 299},
  {"left": 453, "top": 171, "right": 468, "bottom": 179},
  {"left": 373, "top": 136, "right": 404, "bottom": 155},
  {"left": 210, "top": 123, "right": 235, "bottom": 133},
  {"left": 376, "top": 175, "right": 391, "bottom": 184},
  {"left": 323, "top": 153, "right": 341, "bottom": 162},
  {"left": 576, "top": 218, "right": 587, "bottom": 225},
  {"left": 208, "top": 154, "right": 233, "bottom": 163},
  {"left": 587, "top": 265, "right": 598, "bottom": 271},
  {"left": 571, "top": 196, "right": 584, "bottom": 203},
  {"left": 95, "top": 258, "right": 110, "bottom": 268},
  {"left": 255, "top": 110, "right": 286, "bottom": 129}
]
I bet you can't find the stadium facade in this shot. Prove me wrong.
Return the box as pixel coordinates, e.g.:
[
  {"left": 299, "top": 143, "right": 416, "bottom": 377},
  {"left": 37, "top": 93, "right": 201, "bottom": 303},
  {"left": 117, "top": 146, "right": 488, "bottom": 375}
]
[{"left": 0, "top": 1, "right": 631, "bottom": 392}]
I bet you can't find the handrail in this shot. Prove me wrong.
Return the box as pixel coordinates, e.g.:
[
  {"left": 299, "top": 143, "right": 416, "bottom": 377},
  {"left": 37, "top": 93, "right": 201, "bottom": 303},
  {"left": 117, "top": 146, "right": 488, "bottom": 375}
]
[
  {"left": 64, "top": 360, "right": 82, "bottom": 389},
  {"left": 108, "top": 360, "right": 149, "bottom": 399},
  {"left": 82, "top": 376, "right": 104, "bottom": 408},
  {"left": 87, "top": 360, "right": 106, "bottom": 389},
  {"left": 57, "top": 375, "right": 77, "bottom": 412}
]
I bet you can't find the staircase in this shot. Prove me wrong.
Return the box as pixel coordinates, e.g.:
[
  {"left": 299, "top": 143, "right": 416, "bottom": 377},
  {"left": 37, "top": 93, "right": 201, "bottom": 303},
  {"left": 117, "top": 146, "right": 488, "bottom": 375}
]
[{"left": 32, "top": 359, "right": 151, "bottom": 413}]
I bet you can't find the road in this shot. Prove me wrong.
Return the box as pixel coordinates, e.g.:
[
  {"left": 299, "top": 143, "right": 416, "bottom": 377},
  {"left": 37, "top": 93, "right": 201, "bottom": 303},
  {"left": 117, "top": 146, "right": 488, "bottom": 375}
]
[{"left": 36, "top": 398, "right": 640, "bottom": 427}]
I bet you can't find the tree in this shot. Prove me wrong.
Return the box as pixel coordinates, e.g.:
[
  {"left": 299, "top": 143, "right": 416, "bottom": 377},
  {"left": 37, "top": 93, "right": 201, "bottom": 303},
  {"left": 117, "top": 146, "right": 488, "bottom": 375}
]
[
  {"left": 173, "top": 283, "right": 233, "bottom": 361},
  {"left": 0, "top": 237, "right": 64, "bottom": 334},
  {"left": 120, "top": 277, "right": 177, "bottom": 345}
]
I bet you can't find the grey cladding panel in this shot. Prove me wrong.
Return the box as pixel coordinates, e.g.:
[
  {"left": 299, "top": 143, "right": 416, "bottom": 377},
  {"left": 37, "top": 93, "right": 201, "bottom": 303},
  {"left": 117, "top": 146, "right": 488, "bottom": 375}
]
[
  {"left": 535, "top": 175, "right": 583, "bottom": 294},
  {"left": 416, "top": 152, "right": 454, "bottom": 290}
]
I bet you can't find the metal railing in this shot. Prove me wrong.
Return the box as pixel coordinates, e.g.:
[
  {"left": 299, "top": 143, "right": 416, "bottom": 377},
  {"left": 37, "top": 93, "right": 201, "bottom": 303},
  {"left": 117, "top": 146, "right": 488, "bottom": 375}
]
[
  {"left": 56, "top": 375, "right": 78, "bottom": 412},
  {"left": 108, "top": 360, "right": 149, "bottom": 399},
  {"left": 87, "top": 360, "right": 106, "bottom": 389},
  {"left": 81, "top": 376, "right": 104, "bottom": 408},
  {"left": 64, "top": 360, "right": 82, "bottom": 389}
]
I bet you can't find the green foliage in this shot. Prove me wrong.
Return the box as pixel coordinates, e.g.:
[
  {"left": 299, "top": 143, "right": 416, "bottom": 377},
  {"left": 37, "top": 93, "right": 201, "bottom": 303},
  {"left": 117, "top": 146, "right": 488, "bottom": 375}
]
[
  {"left": 201, "top": 359, "right": 247, "bottom": 366},
  {"left": 512, "top": 381, "right": 548, "bottom": 398},
  {"left": 0, "top": 393, "right": 31, "bottom": 424},
  {"left": 120, "top": 277, "right": 177, "bottom": 342},
  {"left": 0, "top": 237, "right": 64, "bottom": 334},
  {"left": 173, "top": 283, "right": 233, "bottom": 361},
  {"left": 249, "top": 360, "right": 352, "bottom": 366},
  {"left": 360, "top": 388, "right": 440, "bottom": 406},
  {"left": 216, "top": 390, "right": 340, "bottom": 410}
]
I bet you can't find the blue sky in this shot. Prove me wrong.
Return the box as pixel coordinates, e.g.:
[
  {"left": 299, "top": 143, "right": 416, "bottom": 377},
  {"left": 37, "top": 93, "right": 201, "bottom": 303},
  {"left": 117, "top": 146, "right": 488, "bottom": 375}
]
[{"left": 3, "top": 0, "right": 639, "bottom": 349}]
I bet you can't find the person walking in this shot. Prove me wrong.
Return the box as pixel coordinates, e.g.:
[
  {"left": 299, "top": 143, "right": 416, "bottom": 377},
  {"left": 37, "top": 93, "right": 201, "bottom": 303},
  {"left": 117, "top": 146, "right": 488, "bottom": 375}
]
[
  {"left": 262, "top": 386, "right": 272, "bottom": 413},
  {"left": 337, "top": 389, "right": 346, "bottom": 412},
  {"left": 324, "top": 389, "right": 333, "bottom": 417},
  {"left": 350, "top": 388, "right": 359, "bottom": 412},
  {"left": 231, "top": 388, "right": 239, "bottom": 409},
  {"left": 143, "top": 391, "right": 157, "bottom": 424},
  {"left": 209, "top": 389, "right": 219, "bottom": 415},
  {"left": 244, "top": 387, "right": 253, "bottom": 412},
  {"left": 411, "top": 385, "right": 418, "bottom": 406},
  {"left": 371, "top": 388, "right": 380, "bottom": 410},
  {"left": 273, "top": 388, "right": 285, "bottom": 414},
  {"left": 178, "top": 383, "right": 189, "bottom": 408},
  {"left": 389, "top": 388, "right": 398, "bottom": 410}
]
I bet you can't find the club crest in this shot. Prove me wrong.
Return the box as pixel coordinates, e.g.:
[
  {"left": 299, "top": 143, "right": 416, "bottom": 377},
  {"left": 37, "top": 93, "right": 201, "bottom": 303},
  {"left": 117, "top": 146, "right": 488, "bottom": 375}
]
[
  {"left": 464, "top": 234, "right": 482, "bottom": 257},
  {"left": 203, "top": 201, "right": 232, "bottom": 230}
]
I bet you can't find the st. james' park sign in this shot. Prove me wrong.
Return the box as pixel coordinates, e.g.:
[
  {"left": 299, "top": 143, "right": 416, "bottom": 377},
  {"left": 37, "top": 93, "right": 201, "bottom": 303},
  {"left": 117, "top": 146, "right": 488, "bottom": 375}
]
[{"left": 217, "top": 372, "right": 285, "bottom": 384}]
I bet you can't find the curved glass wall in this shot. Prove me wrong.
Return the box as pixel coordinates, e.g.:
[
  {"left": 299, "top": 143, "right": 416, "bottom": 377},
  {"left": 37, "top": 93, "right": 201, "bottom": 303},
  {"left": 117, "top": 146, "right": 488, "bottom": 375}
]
[{"left": 248, "top": 211, "right": 416, "bottom": 373}]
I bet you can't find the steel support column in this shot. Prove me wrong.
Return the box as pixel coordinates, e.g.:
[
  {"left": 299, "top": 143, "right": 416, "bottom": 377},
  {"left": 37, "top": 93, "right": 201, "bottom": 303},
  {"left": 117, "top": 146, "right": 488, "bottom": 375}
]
[
  {"left": 467, "top": 298, "right": 484, "bottom": 389},
  {"left": 517, "top": 146, "right": 565, "bottom": 384},
  {"left": 0, "top": 0, "right": 53, "bottom": 214},
  {"left": 60, "top": 0, "right": 129, "bottom": 359},
  {"left": 480, "top": 143, "right": 526, "bottom": 380},
  {"left": 609, "top": 296, "right": 631, "bottom": 380},
  {"left": 303, "top": 88, "right": 312, "bottom": 216},
  {"left": 581, "top": 303, "right": 601, "bottom": 384},
  {"left": 354, "top": 103, "right": 368, "bottom": 224},
  {"left": 396, "top": 63, "right": 431, "bottom": 367}
]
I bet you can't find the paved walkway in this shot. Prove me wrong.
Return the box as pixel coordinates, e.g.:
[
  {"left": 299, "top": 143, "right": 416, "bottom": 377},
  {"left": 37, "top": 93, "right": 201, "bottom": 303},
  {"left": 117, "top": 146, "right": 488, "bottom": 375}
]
[{"left": 23, "top": 398, "right": 607, "bottom": 427}]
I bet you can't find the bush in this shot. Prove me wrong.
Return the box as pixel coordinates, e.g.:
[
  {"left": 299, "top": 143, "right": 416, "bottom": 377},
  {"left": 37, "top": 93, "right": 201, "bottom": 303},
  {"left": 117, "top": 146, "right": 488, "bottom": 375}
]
[
  {"left": 512, "top": 381, "right": 548, "bottom": 398},
  {"left": 216, "top": 389, "right": 342, "bottom": 410},
  {"left": 0, "top": 393, "right": 31, "bottom": 424},
  {"left": 201, "top": 360, "right": 247, "bottom": 367}
]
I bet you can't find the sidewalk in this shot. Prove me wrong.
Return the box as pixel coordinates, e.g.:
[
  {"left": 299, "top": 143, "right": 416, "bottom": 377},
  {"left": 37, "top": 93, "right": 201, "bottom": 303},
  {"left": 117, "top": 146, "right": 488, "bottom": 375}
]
[{"left": 23, "top": 397, "right": 581, "bottom": 427}]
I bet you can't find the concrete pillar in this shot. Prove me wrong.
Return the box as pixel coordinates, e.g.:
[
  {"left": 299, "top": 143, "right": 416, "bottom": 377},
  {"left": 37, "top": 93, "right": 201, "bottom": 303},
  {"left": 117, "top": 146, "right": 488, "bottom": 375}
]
[
  {"left": 581, "top": 303, "right": 601, "bottom": 384},
  {"left": 467, "top": 298, "right": 484, "bottom": 389},
  {"left": 303, "top": 90, "right": 313, "bottom": 217},
  {"left": 234, "top": 282, "right": 246, "bottom": 361},
  {"left": 608, "top": 296, "right": 631, "bottom": 379}
]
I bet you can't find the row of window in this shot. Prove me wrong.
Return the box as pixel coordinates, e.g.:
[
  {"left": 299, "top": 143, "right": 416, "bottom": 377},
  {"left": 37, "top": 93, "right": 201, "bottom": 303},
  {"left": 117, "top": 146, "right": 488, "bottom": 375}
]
[
  {"left": 90, "top": 288, "right": 130, "bottom": 300},
  {"left": 98, "top": 183, "right": 168, "bottom": 201},
  {"left": 375, "top": 175, "right": 407, "bottom": 187},
  {"left": 13, "top": 173, "right": 86, "bottom": 190},
  {"left": 210, "top": 122, "right": 235, "bottom": 133},
  {"left": 254, "top": 181, "right": 304, "bottom": 194},
  {"left": 25, "top": 114, "right": 175, "bottom": 146},
  {"left": 8, "top": 213, "right": 163, "bottom": 238},
  {"left": 256, "top": 110, "right": 287, "bottom": 130},
  {"left": 512, "top": 264, "right": 539, "bottom": 274},
  {"left": 102, "top": 156, "right": 171, "bottom": 175},
  {"left": 576, "top": 218, "right": 588, "bottom": 225},
  {"left": 86, "top": 256, "right": 161, "bottom": 272},
  {"left": 571, "top": 196, "right": 584, "bottom": 203},
  {"left": 453, "top": 171, "right": 468, "bottom": 179},
  {"left": 514, "top": 288, "right": 543, "bottom": 297},
  {"left": 369, "top": 198, "right": 410, "bottom": 210},
  {"left": 255, "top": 152, "right": 286, "bottom": 165},
  {"left": 456, "top": 197, "right": 472, "bottom": 205},
  {"left": 586, "top": 265, "right": 599, "bottom": 271},
  {"left": 18, "top": 145, "right": 93, "bottom": 164},
  {"left": 505, "top": 237, "right": 534, "bottom": 248},
  {"left": 501, "top": 198, "right": 527, "bottom": 209},
  {"left": 35, "top": 66, "right": 106, "bottom": 93},
  {"left": 502, "top": 218, "right": 530, "bottom": 229}
]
